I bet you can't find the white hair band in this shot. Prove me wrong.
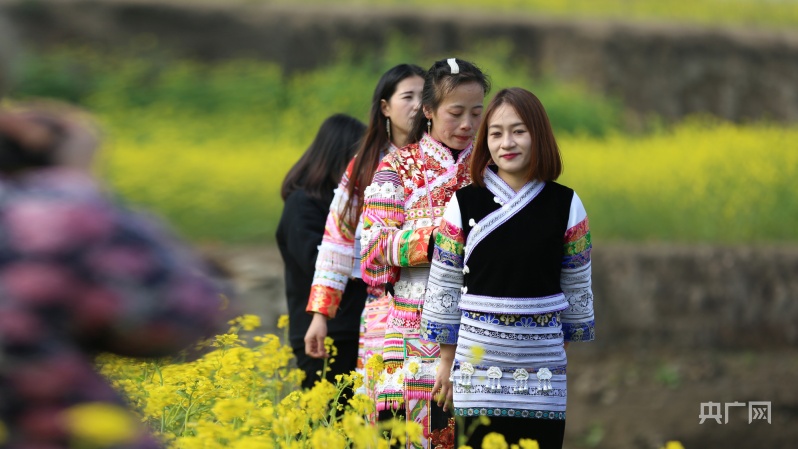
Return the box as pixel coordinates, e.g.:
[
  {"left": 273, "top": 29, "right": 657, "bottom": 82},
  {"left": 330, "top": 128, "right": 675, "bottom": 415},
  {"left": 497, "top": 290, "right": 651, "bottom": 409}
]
[{"left": 447, "top": 58, "right": 460, "bottom": 74}]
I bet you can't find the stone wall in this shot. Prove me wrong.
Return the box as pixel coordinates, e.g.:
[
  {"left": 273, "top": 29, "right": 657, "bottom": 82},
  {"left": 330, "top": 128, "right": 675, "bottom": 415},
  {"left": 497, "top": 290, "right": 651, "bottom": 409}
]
[
  {"left": 591, "top": 244, "right": 798, "bottom": 350},
  {"left": 212, "top": 244, "right": 798, "bottom": 352},
  {"left": 3, "top": 0, "right": 798, "bottom": 123}
]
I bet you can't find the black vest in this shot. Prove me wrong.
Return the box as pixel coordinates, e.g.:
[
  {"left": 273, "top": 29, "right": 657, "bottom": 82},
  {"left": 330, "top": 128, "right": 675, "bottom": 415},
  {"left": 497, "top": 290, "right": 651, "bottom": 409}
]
[{"left": 456, "top": 182, "right": 574, "bottom": 298}]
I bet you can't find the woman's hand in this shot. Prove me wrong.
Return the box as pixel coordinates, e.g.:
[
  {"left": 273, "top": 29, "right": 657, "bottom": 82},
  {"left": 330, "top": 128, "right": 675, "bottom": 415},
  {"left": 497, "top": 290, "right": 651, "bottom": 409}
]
[
  {"left": 432, "top": 358, "right": 454, "bottom": 412},
  {"left": 304, "top": 313, "right": 329, "bottom": 358}
]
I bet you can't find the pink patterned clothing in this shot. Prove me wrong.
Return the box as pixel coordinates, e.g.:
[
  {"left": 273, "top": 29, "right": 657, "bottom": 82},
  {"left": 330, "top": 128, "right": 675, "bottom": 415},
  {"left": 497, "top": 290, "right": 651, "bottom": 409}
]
[
  {"left": 0, "top": 169, "right": 227, "bottom": 449},
  {"left": 359, "top": 134, "right": 471, "bottom": 448},
  {"left": 306, "top": 146, "right": 396, "bottom": 319},
  {"left": 305, "top": 147, "right": 397, "bottom": 374}
]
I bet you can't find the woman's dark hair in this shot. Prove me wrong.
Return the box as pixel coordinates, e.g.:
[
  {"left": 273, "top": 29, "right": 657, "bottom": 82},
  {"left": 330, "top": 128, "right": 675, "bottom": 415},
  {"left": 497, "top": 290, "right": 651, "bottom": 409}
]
[
  {"left": 471, "top": 87, "right": 562, "bottom": 187},
  {"left": 341, "top": 63, "right": 425, "bottom": 222},
  {"left": 408, "top": 58, "right": 491, "bottom": 144},
  {"left": 281, "top": 113, "right": 366, "bottom": 204}
]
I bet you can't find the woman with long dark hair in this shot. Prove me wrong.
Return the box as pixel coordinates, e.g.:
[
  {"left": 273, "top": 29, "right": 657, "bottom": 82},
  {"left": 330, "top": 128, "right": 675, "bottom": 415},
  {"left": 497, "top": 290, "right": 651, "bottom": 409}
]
[
  {"left": 303, "top": 64, "right": 424, "bottom": 374},
  {"left": 277, "top": 113, "right": 366, "bottom": 388},
  {"left": 359, "top": 58, "right": 490, "bottom": 448}
]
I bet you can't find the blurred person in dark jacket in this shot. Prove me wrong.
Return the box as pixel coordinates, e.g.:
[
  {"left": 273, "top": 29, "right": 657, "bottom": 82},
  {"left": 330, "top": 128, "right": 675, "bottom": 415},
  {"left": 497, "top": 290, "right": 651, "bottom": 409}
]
[{"left": 0, "top": 15, "right": 228, "bottom": 449}]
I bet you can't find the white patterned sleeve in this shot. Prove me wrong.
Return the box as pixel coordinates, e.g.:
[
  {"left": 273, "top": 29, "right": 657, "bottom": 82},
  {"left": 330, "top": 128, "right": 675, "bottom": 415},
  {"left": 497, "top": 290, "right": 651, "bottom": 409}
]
[
  {"left": 421, "top": 194, "right": 465, "bottom": 345},
  {"left": 560, "top": 192, "right": 595, "bottom": 342}
]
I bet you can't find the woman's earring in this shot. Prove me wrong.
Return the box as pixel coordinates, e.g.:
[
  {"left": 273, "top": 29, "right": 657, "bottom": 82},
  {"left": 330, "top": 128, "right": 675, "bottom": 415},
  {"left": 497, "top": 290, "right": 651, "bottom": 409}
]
[
  {"left": 427, "top": 119, "right": 431, "bottom": 134},
  {"left": 386, "top": 117, "right": 391, "bottom": 141}
]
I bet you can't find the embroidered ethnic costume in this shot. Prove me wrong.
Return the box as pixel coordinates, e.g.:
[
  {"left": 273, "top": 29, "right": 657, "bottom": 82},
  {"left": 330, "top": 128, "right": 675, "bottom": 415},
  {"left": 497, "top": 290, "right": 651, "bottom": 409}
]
[
  {"left": 305, "top": 147, "right": 397, "bottom": 373},
  {"left": 421, "top": 168, "right": 595, "bottom": 422},
  {"left": 360, "top": 134, "right": 471, "bottom": 448}
]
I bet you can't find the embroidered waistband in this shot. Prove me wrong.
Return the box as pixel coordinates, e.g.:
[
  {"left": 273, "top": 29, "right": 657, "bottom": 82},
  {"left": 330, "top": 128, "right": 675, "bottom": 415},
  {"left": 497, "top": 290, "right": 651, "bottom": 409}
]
[{"left": 459, "top": 293, "right": 568, "bottom": 315}]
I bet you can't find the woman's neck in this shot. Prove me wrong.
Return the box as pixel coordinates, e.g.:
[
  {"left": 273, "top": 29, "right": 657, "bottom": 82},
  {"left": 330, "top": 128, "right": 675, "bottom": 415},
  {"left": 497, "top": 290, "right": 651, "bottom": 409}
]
[
  {"left": 391, "top": 129, "right": 408, "bottom": 149},
  {"left": 498, "top": 170, "right": 528, "bottom": 192},
  {"left": 427, "top": 133, "right": 464, "bottom": 159}
]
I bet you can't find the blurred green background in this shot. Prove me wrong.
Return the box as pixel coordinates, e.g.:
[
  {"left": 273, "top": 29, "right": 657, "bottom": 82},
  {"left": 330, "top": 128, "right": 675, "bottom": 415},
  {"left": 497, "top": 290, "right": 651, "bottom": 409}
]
[{"left": 7, "top": 0, "right": 797, "bottom": 245}]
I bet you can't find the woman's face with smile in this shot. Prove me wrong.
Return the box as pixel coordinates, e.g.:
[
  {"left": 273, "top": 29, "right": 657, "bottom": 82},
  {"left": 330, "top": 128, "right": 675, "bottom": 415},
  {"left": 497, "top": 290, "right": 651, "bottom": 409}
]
[{"left": 487, "top": 103, "right": 533, "bottom": 187}]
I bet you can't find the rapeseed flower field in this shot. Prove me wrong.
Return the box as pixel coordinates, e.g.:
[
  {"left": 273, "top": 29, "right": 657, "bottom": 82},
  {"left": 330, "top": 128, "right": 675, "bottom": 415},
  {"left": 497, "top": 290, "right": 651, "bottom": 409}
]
[
  {"left": 91, "top": 315, "right": 686, "bottom": 449},
  {"left": 99, "top": 114, "right": 798, "bottom": 244},
  {"left": 16, "top": 45, "right": 792, "bottom": 244}
]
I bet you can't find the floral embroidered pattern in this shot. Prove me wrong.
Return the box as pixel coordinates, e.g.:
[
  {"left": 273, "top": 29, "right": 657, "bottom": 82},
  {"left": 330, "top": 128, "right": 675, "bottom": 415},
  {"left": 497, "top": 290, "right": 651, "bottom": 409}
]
[
  {"left": 430, "top": 417, "right": 455, "bottom": 449},
  {"left": 359, "top": 134, "right": 472, "bottom": 445},
  {"left": 456, "top": 408, "right": 566, "bottom": 420}
]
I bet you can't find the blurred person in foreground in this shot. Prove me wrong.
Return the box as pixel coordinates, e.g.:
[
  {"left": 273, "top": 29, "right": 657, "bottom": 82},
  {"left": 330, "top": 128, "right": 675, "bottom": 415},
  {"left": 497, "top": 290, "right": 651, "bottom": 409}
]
[{"left": 0, "top": 17, "right": 228, "bottom": 449}]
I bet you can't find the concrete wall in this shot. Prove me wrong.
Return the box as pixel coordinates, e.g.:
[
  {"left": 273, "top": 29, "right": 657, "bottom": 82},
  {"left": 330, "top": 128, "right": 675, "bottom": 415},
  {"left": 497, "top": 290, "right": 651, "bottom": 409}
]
[{"left": 3, "top": 0, "right": 798, "bottom": 123}]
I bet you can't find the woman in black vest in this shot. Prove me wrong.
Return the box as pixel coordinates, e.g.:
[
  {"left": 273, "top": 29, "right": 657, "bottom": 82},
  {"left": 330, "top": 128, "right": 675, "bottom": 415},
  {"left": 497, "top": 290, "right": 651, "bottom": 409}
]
[{"left": 421, "top": 87, "right": 596, "bottom": 449}]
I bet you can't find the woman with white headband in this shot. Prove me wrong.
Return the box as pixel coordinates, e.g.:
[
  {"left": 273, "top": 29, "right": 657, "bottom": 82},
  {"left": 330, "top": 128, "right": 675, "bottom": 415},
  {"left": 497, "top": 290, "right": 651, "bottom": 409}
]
[{"left": 359, "top": 57, "right": 490, "bottom": 448}]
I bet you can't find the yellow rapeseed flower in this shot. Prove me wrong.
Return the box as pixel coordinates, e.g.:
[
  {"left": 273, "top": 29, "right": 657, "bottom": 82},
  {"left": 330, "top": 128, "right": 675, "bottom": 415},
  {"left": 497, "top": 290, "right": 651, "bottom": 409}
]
[
  {"left": 366, "top": 354, "right": 385, "bottom": 379},
  {"left": 481, "top": 432, "right": 509, "bottom": 449},
  {"left": 230, "top": 314, "right": 262, "bottom": 331},
  {"left": 348, "top": 393, "right": 374, "bottom": 417},
  {"left": 303, "top": 380, "right": 337, "bottom": 421},
  {"left": 213, "top": 333, "right": 241, "bottom": 348},
  {"left": 277, "top": 314, "right": 290, "bottom": 329},
  {"left": 324, "top": 336, "right": 339, "bottom": 357},
  {"left": 212, "top": 397, "right": 251, "bottom": 423},
  {"left": 404, "top": 421, "right": 423, "bottom": 445},
  {"left": 311, "top": 427, "right": 347, "bottom": 449},
  {"left": 349, "top": 371, "right": 364, "bottom": 391},
  {"left": 229, "top": 435, "right": 275, "bottom": 449},
  {"left": 64, "top": 403, "right": 139, "bottom": 446},
  {"left": 342, "top": 412, "right": 365, "bottom": 433},
  {"left": 471, "top": 345, "right": 486, "bottom": 363},
  {"left": 518, "top": 439, "right": 540, "bottom": 449},
  {"left": 662, "top": 442, "right": 686, "bottom": 449}
]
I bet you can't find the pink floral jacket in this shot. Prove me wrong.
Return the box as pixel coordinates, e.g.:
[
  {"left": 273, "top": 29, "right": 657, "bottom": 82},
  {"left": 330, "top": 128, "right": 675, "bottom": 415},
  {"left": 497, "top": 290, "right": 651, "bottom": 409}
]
[{"left": 0, "top": 169, "right": 227, "bottom": 448}]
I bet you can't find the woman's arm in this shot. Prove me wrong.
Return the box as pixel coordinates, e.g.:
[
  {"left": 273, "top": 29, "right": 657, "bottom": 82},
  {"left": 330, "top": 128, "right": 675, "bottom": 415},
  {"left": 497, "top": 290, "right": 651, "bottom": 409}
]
[
  {"left": 360, "top": 157, "right": 436, "bottom": 285},
  {"left": 560, "top": 192, "right": 595, "bottom": 343},
  {"left": 420, "top": 193, "right": 465, "bottom": 345},
  {"left": 306, "top": 159, "right": 358, "bottom": 319}
]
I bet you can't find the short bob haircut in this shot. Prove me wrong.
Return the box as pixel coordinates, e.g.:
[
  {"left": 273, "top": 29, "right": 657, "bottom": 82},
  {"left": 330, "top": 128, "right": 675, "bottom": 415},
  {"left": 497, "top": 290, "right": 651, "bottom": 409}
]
[{"left": 470, "top": 87, "right": 562, "bottom": 187}]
